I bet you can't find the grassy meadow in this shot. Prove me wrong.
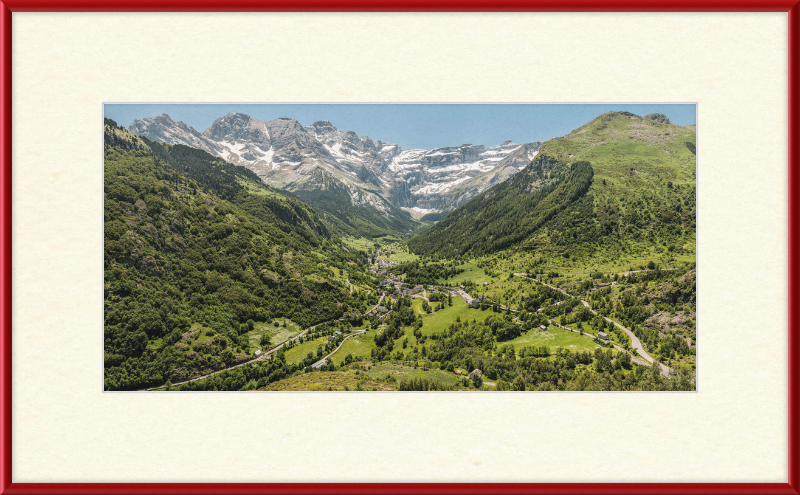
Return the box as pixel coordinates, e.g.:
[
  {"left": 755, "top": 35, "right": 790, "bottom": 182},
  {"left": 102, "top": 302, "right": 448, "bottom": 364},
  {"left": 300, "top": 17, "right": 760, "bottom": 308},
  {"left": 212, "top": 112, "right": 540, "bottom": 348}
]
[
  {"left": 503, "top": 326, "right": 599, "bottom": 353},
  {"left": 246, "top": 319, "right": 303, "bottom": 352}
]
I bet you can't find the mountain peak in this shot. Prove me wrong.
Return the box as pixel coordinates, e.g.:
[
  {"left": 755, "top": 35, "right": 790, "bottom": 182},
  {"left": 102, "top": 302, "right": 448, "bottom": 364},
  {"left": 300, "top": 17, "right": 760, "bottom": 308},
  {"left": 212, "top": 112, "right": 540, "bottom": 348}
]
[
  {"left": 644, "top": 113, "right": 672, "bottom": 125},
  {"left": 204, "top": 112, "right": 270, "bottom": 147},
  {"left": 268, "top": 117, "right": 304, "bottom": 131},
  {"left": 218, "top": 112, "right": 255, "bottom": 122},
  {"left": 156, "top": 113, "right": 175, "bottom": 123}
]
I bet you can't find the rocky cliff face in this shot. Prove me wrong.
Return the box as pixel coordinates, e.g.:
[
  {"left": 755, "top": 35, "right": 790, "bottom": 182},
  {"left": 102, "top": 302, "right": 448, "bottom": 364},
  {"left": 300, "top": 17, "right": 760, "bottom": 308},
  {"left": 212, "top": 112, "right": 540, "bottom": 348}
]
[{"left": 128, "top": 112, "right": 542, "bottom": 220}]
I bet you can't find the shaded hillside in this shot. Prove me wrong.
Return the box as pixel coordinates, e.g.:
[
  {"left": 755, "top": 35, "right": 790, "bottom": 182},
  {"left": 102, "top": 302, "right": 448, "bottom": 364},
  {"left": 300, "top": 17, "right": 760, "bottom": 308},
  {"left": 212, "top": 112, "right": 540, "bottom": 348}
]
[
  {"left": 290, "top": 167, "right": 419, "bottom": 238},
  {"left": 408, "top": 159, "right": 593, "bottom": 257}
]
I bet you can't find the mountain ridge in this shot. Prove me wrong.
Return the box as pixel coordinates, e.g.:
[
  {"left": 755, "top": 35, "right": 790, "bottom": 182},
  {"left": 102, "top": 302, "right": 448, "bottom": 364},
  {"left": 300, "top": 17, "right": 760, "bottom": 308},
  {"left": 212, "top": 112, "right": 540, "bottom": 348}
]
[{"left": 127, "top": 112, "right": 542, "bottom": 235}]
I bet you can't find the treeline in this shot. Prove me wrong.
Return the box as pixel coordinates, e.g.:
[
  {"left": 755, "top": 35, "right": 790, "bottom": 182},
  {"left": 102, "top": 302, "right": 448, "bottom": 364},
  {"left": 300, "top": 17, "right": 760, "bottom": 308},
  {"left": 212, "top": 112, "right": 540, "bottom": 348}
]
[{"left": 388, "top": 260, "right": 465, "bottom": 286}]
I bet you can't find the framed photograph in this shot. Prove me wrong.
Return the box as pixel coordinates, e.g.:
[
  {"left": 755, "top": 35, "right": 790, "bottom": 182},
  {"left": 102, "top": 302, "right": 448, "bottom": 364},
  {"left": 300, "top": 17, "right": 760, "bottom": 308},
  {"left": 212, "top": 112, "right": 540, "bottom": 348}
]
[{"left": 1, "top": 1, "right": 797, "bottom": 494}]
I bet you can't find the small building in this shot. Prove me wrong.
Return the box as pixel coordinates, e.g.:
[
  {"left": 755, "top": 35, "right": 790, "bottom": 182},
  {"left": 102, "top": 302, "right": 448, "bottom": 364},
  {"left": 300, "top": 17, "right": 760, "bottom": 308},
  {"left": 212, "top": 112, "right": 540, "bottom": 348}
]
[
  {"left": 470, "top": 369, "right": 482, "bottom": 378},
  {"left": 540, "top": 325, "right": 547, "bottom": 331},
  {"left": 598, "top": 332, "right": 609, "bottom": 341},
  {"left": 454, "top": 369, "right": 462, "bottom": 375},
  {"left": 254, "top": 349, "right": 262, "bottom": 357},
  {"left": 470, "top": 300, "right": 480, "bottom": 309},
  {"left": 327, "top": 335, "right": 336, "bottom": 341}
]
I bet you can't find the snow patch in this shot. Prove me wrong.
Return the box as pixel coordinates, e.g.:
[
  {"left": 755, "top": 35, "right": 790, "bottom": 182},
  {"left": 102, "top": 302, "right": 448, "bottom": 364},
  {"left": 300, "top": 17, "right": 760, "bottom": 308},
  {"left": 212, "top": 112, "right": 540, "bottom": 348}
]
[{"left": 414, "top": 176, "right": 470, "bottom": 195}]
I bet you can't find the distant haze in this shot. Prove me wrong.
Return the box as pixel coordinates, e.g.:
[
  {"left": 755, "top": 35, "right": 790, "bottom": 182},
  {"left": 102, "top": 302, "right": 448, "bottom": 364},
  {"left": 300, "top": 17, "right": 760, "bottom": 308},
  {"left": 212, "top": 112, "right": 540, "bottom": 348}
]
[{"left": 104, "top": 103, "right": 696, "bottom": 151}]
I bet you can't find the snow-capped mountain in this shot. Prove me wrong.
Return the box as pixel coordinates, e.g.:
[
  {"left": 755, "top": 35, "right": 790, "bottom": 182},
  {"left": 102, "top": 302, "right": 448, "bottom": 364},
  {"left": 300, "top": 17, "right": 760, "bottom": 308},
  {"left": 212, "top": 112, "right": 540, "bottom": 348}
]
[
  {"left": 387, "top": 140, "right": 541, "bottom": 212},
  {"left": 127, "top": 112, "right": 542, "bottom": 230}
]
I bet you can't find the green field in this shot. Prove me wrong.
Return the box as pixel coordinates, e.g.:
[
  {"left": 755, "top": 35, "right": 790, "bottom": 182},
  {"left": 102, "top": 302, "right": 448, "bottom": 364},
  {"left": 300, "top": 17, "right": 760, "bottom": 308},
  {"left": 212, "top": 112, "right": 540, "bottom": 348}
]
[
  {"left": 284, "top": 336, "right": 328, "bottom": 365},
  {"left": 342, "top": 236, "right": 406, "bottom": 252},
  {"left": 236, "top": 179, "right": 285, "bottom": 199},
  {"left": 380, "top": 245, "right": 418, "bottom": 263},
  {"left": 481, "top": 275, "right": 538, "bottom": 310},
  {"left": 363, "top": 362, "right": 461, "bottom": 387},
  {"left": 329, "top": 329, "right": 378, "bottom": 365},
  {"left": 341, "top": 236, "right": 379, "bottom": 251},
  {"left": 436, "top": 261, "right": 495, "bottom": 285},
  {"left": 261, "top": 361, "right": 465, "bottom": 391},
  {"left": 412, "top": 297, "right": 496, "bottom": 335},
  {"left": 503, "top": 326, "right": 599, "bottom": 353},
  {"left": 246, "top": 319, "right": 303, "bottom": 352},
  {"left": 263, "top": 369, "right": 396, "bottom": 391}
]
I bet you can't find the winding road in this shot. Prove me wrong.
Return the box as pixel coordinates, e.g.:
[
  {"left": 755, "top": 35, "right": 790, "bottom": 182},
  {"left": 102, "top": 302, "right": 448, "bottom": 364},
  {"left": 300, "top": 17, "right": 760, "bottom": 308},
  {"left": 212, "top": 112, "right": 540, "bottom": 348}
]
[
  {"left": 579, "top": 300, "right": 670, "bottom": 375},
  {"left": 311, "top": 328, "right": 368, "bottom": 369},
  {"left": 513, "top": 273, "right": 671, "bottom": 377},
  {"left": 140, "top": 296, "right": 389, "bottom": 391}
]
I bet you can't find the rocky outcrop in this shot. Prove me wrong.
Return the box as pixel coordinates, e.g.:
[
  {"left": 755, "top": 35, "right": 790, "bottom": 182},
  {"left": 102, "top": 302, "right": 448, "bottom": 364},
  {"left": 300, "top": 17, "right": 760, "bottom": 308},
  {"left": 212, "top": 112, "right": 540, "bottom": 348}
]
[{"left": 129, "top": 114, "right": 219, "bottom": 155}]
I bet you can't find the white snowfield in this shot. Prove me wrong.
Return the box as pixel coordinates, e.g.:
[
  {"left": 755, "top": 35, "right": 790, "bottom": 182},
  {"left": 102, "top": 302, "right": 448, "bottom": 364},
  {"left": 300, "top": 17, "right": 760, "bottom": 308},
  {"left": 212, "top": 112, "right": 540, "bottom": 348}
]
[{"left": 415, "top": 176, "right": 471, "bottom": 195}]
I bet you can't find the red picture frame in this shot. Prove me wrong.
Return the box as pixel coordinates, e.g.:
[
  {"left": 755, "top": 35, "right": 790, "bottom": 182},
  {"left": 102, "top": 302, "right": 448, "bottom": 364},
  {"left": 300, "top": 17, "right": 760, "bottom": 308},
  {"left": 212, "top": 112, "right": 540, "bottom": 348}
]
[{"left": 1, "top": 2, "right": 798, "bottom": 494}]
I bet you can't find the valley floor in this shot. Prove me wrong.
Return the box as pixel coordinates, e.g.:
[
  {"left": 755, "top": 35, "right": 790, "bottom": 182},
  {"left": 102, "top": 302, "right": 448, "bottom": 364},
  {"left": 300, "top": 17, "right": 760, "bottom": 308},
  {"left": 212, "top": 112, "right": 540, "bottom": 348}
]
[{"left": 157, "top": 248, "right": 694, "bottom": 392}]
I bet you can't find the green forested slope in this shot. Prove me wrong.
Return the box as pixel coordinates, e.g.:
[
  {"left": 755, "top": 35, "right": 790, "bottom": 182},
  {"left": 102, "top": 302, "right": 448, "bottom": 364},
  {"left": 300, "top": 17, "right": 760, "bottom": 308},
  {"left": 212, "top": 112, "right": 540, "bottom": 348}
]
[
  {"left": 408, "top": 160, "right": 593, "bottom": 257},
  {"left": 103, "top": 120, "right": 370, "bottom": 390},
  {"left": 409, "top": 112, "right": 696, "bottom": 268}
]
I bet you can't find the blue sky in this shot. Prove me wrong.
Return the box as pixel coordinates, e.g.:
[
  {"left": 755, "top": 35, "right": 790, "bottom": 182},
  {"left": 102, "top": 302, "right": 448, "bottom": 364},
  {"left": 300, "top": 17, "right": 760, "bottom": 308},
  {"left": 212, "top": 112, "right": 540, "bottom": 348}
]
[{"left": 104, "top": 103, "right": 696, "bottom": 150}]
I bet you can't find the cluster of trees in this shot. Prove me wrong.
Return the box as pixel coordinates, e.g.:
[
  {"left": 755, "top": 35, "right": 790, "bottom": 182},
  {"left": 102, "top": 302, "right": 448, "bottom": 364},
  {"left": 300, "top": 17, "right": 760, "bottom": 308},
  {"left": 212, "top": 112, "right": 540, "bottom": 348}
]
[
  {"left": 176, "top": 347, "right": 294, "bottom": 391},
  {"left": 477, "top": 314, "right": 522, "bottom": 342},
  {"left": 388, "top": 260, "right": 465, "bottom": 286},
  {"left": 103, "top": 123, "right": 371, "bottom": 390},
  {"left": 427, "top": 291, "right": 452, "bottom": 305},
  {"left": 371, "top": 298, "right": 422, "bottom": 361},
  {"left": 397, "top": 377, "right": 452, "bottom": 391},
  {"left": 518, "top": 281, "right": 567, "bottom": 312}
]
